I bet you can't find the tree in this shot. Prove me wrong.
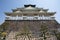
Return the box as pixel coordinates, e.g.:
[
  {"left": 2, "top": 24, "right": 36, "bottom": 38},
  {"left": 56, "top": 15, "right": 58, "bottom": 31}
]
[
  {"left": 0, "top": 22, "right": 9, "bottom": 40},
  {"left": 57, "top": 32, "right": 60, "bottom": 40},
  {"left": 52, "top": 29, "right": 60, "bottom": 40},
  {"left": 1, "top": 32, "right": 7, "bottom": 40},
  {"left": 0, "top": 26, "right": 2, "bottom": 40},
  {"left": 15, "top": 23, "right": 32, "bottom": 40},
  {"left": 40, "top": 23, "right": 48, "bottom": 40},
  {"left": 1, "top": 22, "right": 9, "bottom": 31}
]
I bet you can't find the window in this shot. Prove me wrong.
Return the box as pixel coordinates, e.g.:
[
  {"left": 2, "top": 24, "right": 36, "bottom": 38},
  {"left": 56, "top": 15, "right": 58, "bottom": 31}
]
[
  {"left": 34, "top": 14, "right": 38, "bottom": 16},
  {"left": 23, "top": 14, "right": 27, "bottom": 16}
]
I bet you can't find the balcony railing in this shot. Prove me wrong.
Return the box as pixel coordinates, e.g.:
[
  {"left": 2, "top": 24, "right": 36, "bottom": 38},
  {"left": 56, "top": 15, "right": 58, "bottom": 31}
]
[{"left": 5, "top": 16, "right": 55, "bottom": 20}]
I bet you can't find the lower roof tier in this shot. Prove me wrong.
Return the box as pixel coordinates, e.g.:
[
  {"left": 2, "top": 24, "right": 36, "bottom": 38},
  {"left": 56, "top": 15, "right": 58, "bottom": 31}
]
[{"left": 5, "top": 12, "right": 56, "bottom": 16}]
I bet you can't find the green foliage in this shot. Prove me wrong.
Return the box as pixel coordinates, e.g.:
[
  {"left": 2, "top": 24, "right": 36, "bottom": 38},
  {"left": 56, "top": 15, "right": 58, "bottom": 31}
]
[
  {"left": 15, "top": 24, "right": 32, "bottom": 40},
  {"left": 0, "top": 22, "right": 9, "bottom": 31},
  {"left": 0, "top": 22, "right": 9, "bottom": 40},
  {"left": 52, "top": 29, "right": 60, "bottom": 40},
  {"left": 56, "top": 32, "right": 60, "bottom": 40},
  {"left": 39, "top": 23, "right": 48, "bottom": 40},
  {"left": 40, "top": 25, "right": 48, "bottom": 33}
]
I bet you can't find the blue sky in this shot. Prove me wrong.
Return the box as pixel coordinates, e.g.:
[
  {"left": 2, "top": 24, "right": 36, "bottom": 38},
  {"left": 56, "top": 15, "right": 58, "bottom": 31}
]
[{"left": 0, "top": 0, "right": 60, "bottom": 25}]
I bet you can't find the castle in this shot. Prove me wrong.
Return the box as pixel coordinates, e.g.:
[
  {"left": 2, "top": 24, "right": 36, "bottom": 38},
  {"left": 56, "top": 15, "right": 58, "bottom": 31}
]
[{"left": 1, "top": 4, "right": 60, "bottom": 40}]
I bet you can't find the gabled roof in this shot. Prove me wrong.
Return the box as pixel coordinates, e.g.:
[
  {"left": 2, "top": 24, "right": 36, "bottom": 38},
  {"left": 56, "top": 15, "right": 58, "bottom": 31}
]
[{"left": 5, "top": 4, "right": 56, "bottom": 16}]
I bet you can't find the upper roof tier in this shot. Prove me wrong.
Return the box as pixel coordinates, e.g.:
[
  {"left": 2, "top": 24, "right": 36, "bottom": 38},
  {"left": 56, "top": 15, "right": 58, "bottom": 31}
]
[
  {"left": 12, "top": 4, "right": 48, "bottom": 12},
  {"left": 5, "top": 4, "right": 56, "bottom": 16}
]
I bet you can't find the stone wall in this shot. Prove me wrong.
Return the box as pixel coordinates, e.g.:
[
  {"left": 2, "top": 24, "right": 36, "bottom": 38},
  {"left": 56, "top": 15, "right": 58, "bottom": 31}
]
[{"left": 4, "top": 20, "right": 59, "bottom": 40}]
